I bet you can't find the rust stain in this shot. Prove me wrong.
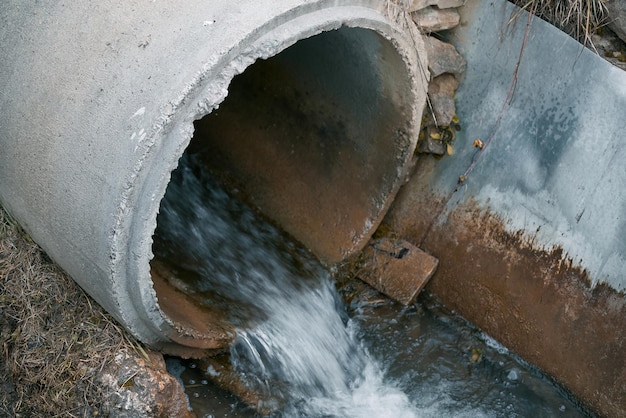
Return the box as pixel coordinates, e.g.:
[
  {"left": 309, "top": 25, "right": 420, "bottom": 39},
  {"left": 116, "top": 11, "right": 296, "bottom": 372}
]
[
  {"left": 387, "top": 191, "right": 626, "bottom": 417},
  {"left": 358, "top": 237, "right": 438, "bottom": 305},
  {"left": 150, "top": 259, "right": 233, "bottom": 357}
]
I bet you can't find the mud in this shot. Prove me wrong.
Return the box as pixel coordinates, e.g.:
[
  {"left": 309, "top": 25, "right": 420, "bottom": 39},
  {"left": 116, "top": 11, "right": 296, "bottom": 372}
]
[{"left": 387, "top": 186, "right": 626, "bottom": 417}]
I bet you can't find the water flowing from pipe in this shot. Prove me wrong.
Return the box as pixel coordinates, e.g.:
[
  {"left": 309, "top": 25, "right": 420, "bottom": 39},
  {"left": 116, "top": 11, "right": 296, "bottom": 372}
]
[{"left": 153, "top": 154, "right": 416, "bottom": 417}]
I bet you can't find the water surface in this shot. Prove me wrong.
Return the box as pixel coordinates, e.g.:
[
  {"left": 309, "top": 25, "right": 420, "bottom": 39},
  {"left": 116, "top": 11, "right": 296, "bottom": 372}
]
[{"left": 157, "top": 154, "right": 590, "bottom": 417}]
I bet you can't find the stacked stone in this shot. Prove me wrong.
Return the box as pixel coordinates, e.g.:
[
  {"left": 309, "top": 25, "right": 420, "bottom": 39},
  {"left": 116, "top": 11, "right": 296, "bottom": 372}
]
[
  {"left": 606, "top": 0, "right": 626, "bottom": 44},
  {"left": 409, "top": 0, "right": 467, "bottom": 156}
]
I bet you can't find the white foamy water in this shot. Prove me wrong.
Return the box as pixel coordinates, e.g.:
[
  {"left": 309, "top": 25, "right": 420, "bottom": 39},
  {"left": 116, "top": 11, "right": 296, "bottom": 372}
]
[
  {"left": 230, "top": 280, "right": 419, "bottom": 417},
  {"left": 154, "top": 155, "right": 419, "bottom": 417}
]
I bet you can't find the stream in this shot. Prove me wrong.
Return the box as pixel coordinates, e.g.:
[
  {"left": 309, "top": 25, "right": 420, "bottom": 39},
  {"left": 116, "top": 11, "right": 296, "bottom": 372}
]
[{"left": 155, "top": 154, "right": 590, "bottom": 418}]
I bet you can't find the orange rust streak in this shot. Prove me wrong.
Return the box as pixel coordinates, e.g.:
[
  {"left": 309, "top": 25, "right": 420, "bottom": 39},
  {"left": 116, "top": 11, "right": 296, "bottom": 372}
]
[{"left": 388, "top": 191, "right": 626, "bottom": 417}]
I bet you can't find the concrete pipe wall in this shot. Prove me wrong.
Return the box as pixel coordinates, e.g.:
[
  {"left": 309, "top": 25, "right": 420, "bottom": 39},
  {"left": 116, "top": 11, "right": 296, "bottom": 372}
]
[{"left": 0, "top": 1, "right": 428, "bottom": 356}]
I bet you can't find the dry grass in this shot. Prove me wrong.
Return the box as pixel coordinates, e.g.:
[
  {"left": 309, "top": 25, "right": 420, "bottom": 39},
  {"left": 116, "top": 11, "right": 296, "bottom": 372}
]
[
  {"left": 511, "top": 0, "right": 609, "bottom": 46},
  {"left": 0, "top": 206, "right": 135, "bottom": 417}
]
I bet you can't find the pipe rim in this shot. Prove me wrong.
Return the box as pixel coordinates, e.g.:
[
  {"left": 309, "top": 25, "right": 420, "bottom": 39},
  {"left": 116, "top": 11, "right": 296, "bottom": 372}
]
[{"left": 113, "top": 2, "right": 428, "bottom": 355}]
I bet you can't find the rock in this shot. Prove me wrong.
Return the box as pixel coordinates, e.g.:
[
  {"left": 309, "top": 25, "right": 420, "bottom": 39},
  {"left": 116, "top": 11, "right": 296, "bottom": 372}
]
[
  {"left": 417, "top": 136, "right": 447, "bottom": 155},
  {"left": 590, "top": 28, "right": 626, "bottom": 71},
  {"left": 424, "top": 36, "right": 467, "bottom": 77},
  {"left": 411, "top": 6, "right": 461, "bottom": 32},
  {"left": 197, "top": 354, "right": 283, "bottom": 416},
  {"left": 358, "top": 238, "right": 439, "bottom": 305},
  {"left": 98, "top": 348, "right": 194, "bottom": 418},
  {"left": 606, "top": 0, "right": 626, "bottom": 44},
  {"left": 408, "top": 0, "right": 466, "bottom": 13},
  {"left": 428, "top": 73, "right": 459, "bottom": 126}
]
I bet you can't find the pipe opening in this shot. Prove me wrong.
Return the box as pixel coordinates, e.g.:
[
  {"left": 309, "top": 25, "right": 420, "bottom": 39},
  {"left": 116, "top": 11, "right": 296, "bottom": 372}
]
[{"left": 150, "top": 26, "right": 419, "bottom": 353}]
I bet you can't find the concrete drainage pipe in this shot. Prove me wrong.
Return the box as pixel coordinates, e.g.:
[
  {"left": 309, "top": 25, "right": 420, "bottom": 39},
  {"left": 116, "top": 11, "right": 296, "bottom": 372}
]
[{"left": 0, "top": 1, "right": 428, "bottom": 356}]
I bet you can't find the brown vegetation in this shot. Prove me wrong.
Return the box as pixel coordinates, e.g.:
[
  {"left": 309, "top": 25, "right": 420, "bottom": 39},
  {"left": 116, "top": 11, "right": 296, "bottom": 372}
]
[
  {"left": 0, "top": 207, "right": 135, "bottom": 417},
  {"left": 511, "top": 0, "right": 608, "bottom": 44}
]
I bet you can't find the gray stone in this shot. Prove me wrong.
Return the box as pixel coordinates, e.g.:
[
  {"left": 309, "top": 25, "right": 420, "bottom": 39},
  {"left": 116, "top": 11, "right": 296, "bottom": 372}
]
[
  {"left": 606, "top": 0, "right": 626, "bottom": 44},
  {"left": 98, "top": 348, "right": 194, "bottom": 418},
  {"left": 417, "top": 136, "right": 447, "bottom": 154},
  {"left": 428, "top": 73, "right": 459, "bottom": 126},
  {"left": 408, "top": 0, "right": 466, "bottom": 12},
  {"left": 424, "top": 35, "right": 467, "bottom": 76},
  {"left": 411, "top": 6, "right": 461, "bottom": 32}
]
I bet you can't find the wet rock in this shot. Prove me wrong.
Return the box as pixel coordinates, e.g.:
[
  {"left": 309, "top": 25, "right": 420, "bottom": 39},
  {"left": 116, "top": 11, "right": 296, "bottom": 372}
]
[
  {"left": 606, "top": 0, "right": 626, "bottom": 44},
  {"left": 408, "top": 0, "right": 466, "bottom": 12},
  {"left": 197, "top": 354, "right": 283, "bottom": 416},
  {"left": 411, "top": 6, "right": 461, "bottom": 32},
  {"left": 98, "top": 348, "right": 194, "bottom": 418},
  {"left": 428, "top": 73, "right": 459, "bottom": 126},
  {"left": 424, "top": 35, "right": 467, "bottom": 77},
  {"left": 358, "top": 238, "right": 439, "bottom": 305}
]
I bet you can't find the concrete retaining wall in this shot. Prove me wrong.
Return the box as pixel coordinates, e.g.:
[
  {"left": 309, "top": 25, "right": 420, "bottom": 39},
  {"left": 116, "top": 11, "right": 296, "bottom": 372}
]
[{"left": 387, "top": 1, "right": 626, "bottom": 415}]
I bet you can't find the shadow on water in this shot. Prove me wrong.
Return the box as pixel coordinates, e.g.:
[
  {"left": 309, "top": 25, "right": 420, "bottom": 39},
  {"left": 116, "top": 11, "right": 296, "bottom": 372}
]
[
  {"left": 168, "top": 291, "right": 591, "bottom": 417},
  {"left": 157, "top": 154, "right": 592, "bottom": 418}
]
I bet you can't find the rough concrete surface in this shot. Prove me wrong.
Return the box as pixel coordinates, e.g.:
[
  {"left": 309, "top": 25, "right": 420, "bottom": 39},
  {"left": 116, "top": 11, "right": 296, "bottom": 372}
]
[{"left": 0, "top": 0, "right": 428, "bottom": 355}]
